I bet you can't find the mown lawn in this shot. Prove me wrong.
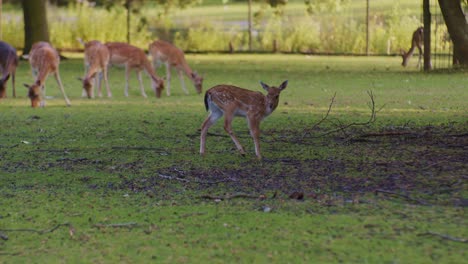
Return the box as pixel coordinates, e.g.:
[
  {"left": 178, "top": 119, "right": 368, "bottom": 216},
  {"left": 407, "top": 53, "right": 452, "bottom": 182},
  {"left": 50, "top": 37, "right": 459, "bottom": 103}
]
[{"left": 0, "top": 54, "right": 466, "bottom": 263}]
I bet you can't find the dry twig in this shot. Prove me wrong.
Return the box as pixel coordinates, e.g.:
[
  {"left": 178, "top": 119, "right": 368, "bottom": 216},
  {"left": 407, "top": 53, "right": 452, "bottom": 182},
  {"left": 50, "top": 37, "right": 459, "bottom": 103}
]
[
  {"left": 199, "top": 192, "right": 262, "bottom": 200},
  {"left": 302, "top": 92, "right": 336, "bottom": 138},
  {"left": 92, "top": 222, "right": 140, "bottom": 229},
  {"left": 0, "top": 223, "right": 73, "bottom": 235},
  {"left": 419, "top": 231, "right": 468, "bottom": 243},
  {"left": 375, "top": 189, "right": 430, "bottom": 205},
  {"left": 304, "top": 91, "right": 383, "bottom": 138},
  {"left": 158, "top": 173, "right": 235, "bottom": 185}
]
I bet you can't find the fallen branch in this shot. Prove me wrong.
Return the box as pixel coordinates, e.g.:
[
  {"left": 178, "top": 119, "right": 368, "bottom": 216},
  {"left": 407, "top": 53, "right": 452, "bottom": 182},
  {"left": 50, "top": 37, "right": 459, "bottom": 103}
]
[
  {"left": 358, "top": 131, "right": 415, "bottom": 137},
  {"left": 0, "top": 222, "right": 73, "bottom": 235},
  {"left": 448, "top": 133, "right": 468, "bottom": 137},
  {"left": 199, "top": 192, "right": 262, "bottom": 200},
  {"left": 374, "top": 189, "right": 430, "bottom": 205},
  {"left": 419, "top": 231, "right": 468, "bottom": 243},
  {"left": 304, "top": 90, "right": 384, "bottom": 138},
  {"left": 302, "top": 92, "right": 336, "bottom": 138},
  {"left": 158, "top": 173, "right": 236, "bottom": 185},
  {"left": 93, "top": 222, "right": 140, "bottom": 229},
  {"left": 112, "top": 146, "right": 167, "bottom": 152}
]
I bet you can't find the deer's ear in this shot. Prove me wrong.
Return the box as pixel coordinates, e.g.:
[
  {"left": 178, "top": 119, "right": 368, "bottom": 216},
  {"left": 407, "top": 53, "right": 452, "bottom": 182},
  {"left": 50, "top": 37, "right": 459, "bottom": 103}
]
[
  {"left": 279, "top": 80, "right": 288, "bottom": 90},
  {"left": 24, "top": 83, "right": 30, "bottom": 89},
  {"left": 260, "top": 81, "right": 269, "bottom": 91}
]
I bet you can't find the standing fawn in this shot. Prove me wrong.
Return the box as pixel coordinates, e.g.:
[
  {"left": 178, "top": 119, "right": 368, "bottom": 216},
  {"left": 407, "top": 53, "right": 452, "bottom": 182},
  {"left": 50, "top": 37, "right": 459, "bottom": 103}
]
[
  {"left": 148, "top": 40, "right": 203, "bottom": 96},
  {"left": 80, "top": 40, "right": 111, "bottom": 98},
  {"left": 0, "top": 41, "right": 18, "bottom": 98},
  {"left": 105, "top": 42, "right": 164, "bottom": 98},
  {"left": 401, "top": 27, "right": 424, "bottom": 68},
  {"left": 200, "top": 80, "right": 288, "bottom": 159},
  {"left": 24, "top": 42, "right": 71, "bottom": 107}
]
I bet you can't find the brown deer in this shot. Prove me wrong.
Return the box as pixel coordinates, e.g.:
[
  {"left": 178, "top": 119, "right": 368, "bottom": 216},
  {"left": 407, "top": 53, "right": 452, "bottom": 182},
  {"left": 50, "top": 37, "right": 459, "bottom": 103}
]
[
  {"left": 200, "top": 80, "right": 288, "bottom": 159},
  {"left": 105, "top": 42, "right": 164, "bottom": 98},
  {"left": 80, "top": 40, "right": 111, "bottom": 98},
  {"left": 24, "top": 42, "right": 71, "bottom": 108},
  {"left": 148, "top": 40, "right": 203, "bottom": 96},
  {"left": 401, "top": 27, "right": 424, "bottom": 68},
  {"left": 0, "top": 41, "right": 18, "bottom": 98}
]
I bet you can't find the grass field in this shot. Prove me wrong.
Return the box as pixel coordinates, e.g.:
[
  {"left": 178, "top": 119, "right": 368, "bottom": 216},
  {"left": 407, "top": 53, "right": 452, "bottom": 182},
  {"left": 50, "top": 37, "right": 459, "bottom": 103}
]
[{"left": 0, "top": 54, "right": 467, "bottom": 263}]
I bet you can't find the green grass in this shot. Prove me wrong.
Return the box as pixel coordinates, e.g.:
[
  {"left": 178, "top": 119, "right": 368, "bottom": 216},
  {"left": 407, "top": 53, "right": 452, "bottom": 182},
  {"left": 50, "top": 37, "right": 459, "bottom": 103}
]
[{"left": 0, "top": 54, "right": 467, "bottom": 262}]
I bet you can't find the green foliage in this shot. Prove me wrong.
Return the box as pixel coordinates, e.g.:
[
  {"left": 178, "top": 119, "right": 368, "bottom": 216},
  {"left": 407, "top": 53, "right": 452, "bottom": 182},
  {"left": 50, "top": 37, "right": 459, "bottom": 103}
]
[
  {"left": 48, "top": 3, "right": 153, "bottom": 48},
  {"left": 174, "top": 21, "right": 246, "bottom": 51},
  {"left": 1, "top": 0, "right": 433, "bottom": 54},
  {"left": 304, "top": 0, "right": 349, "bottom": 15}
]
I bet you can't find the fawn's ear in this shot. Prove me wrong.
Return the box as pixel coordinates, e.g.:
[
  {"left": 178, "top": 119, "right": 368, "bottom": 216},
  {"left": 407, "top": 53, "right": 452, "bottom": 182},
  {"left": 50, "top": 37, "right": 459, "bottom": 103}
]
[
  {"left": 279, "top": 80, "right": 288, "bottom": 90},
  {"left": 23, "top": 83, "right": 30, "bottom": 89},
  {"left": 260, "top": 81, "right": 269, "bottom": 91}
]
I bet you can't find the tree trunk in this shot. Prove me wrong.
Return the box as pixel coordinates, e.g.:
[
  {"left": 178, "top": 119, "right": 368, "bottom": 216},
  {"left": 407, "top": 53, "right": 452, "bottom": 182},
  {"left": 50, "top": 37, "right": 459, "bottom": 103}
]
[
  {"left": 22, "top": 0, "right": 50, "bottom": 55},
  {"left": 438, "top": 0, "right": 468, "bottom": 66}
]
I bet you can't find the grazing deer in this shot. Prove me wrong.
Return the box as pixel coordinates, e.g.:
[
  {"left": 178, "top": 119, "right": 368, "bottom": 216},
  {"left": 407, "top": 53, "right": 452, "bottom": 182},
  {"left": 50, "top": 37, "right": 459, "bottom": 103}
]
[
  {"left": 0, "top": 41, "right": 18, "bottom": 98},
  {"left": 401, "top": 27, "right": 424, "bottom": 68},
  {"left": 200, "top": 80, "right": 288, "bottom": 159},
  {"left": 105, "top": 42, "right": 164, "bottom": 98},
  {"left": 79, "top": 40, "right": 111, "bottom": 98},
  {"left": 148, "top": 40, "right": 203, "bottom": 96},
  {"left": 24, "top": 42, "right": 71, "bottom": 108}
]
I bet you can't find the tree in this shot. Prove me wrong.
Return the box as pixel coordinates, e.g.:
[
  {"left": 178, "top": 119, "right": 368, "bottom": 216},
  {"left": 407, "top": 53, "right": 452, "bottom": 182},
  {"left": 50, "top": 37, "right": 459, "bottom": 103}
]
[
  {"left": 22, "top": 0, "right": 49, "bottom": 55},
  {"left": 438, "top": 0, "right": 468, "bottom": 66}
]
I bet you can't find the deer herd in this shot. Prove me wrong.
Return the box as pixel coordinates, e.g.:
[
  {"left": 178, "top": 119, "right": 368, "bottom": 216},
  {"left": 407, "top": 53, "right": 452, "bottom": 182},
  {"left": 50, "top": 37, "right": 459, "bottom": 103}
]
[{"left": 0, "top": 27, "right": 424, "bottom": 158}]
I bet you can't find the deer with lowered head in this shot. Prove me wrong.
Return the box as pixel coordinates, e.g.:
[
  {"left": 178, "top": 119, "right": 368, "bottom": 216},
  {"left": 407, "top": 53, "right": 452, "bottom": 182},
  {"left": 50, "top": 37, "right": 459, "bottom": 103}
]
[
  {"left": 200, "top": 80, "right": 288, "bottom": 159},
  {"left": 24, "top": 42, "right": 71, "bottom": 107},
  {"left": 401, "top": 27, "right": 424, "bottom": 68},
  {"left": 148, "top": 40, "right": 203, "bottom": 96},
  {"left": 105, "top": 42, "right": 164, "bottom": 98},
  {"left": 79, "top": 39, "right": 111, "bottom": 98},
  {"left": 0, "top": 41, "right": 18, "bottom": 99}
]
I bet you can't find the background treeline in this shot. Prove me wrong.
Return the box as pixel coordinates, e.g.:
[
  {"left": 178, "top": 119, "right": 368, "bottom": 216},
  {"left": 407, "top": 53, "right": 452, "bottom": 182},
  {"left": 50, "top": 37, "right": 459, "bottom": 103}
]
[{"left": 2, "top": 0, "right": 453, "bottom": 55}]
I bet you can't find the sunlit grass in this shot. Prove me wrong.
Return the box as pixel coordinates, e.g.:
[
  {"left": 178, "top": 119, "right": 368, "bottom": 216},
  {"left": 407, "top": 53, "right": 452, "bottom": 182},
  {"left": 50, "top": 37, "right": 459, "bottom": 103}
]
[{"left": 0, "top": 54, "right": 466, "bottom": 263}]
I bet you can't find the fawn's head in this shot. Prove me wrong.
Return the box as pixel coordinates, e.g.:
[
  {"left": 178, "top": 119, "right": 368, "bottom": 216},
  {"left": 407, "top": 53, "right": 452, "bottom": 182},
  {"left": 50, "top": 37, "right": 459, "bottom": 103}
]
[
  {"left": 152, "top": 77, "right": 165, "bottom": 98},
  {"left": 79, "top": 77, "right": 93, "bottom": 98},
  {"left": 24, "top": 81, "right": 42, "bottom": 107},
  {"left": 191, "top": 72, "right": 203, "bottom": 94},
  {"left": 260, "top": 80, "right": 288, "bottom": 113},
  {"left": 400, "top": 49, "right": 409, "bottom": 67}
]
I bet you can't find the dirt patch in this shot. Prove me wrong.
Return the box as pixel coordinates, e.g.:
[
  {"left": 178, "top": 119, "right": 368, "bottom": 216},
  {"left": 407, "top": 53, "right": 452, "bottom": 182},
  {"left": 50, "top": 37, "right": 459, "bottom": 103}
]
[{"left": 116, "top": 126, "right": 467, "bottom": 202}]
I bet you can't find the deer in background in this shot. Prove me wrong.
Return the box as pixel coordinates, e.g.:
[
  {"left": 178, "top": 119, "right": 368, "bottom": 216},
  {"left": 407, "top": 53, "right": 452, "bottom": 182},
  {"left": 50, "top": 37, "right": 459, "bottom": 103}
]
[
  {"left": 79, "top": 39, "right": 111, "bottom": 98},
  {"left": 148, "top": 40, "right": 203, "bottom": 96},
  {"left": 0, "top": 41, "right": 18, "bottom": 99},
  {"left": 401, "top": 27, "right": 424, "bottom": 68},
  {"left": 200, "top": 80, "right": 288, "bottom": 160},
  {"left": 105, "top": 42, "right": 164, "bottom": 98},
  {"left": 24, "top": 42, "right": 71, "bottom": 108}
]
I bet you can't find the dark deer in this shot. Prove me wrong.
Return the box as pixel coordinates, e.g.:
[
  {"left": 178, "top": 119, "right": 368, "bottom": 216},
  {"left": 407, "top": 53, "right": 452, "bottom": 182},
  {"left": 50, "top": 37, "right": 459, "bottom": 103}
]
[{"left": 0, "top": 41, "right": 18, "bottom": 98}]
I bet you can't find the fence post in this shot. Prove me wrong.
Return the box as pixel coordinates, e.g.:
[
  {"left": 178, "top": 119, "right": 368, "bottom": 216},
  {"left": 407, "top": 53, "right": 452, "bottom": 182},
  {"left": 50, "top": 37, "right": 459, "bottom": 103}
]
[
  {"left": 423, "top": 0, "right": 432, "bottom": 71},
  {"left": 366, "top": 0, "right": 370, "bottom": 55},
  {"left": 248, "top": 0, "right": 252, "bottom": 52}
]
